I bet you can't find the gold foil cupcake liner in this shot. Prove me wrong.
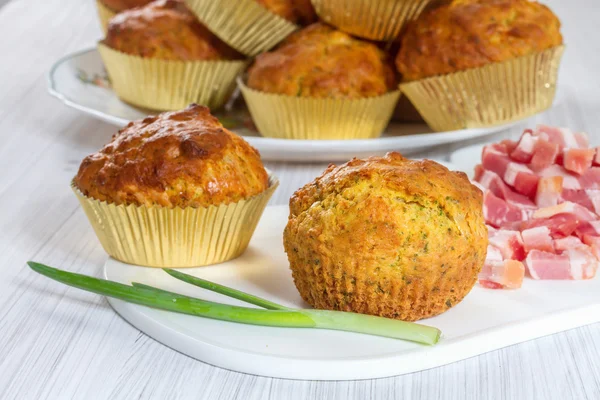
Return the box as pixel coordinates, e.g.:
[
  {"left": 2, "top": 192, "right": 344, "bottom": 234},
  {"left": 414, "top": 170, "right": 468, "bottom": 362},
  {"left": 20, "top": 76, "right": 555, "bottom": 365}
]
[
  {"left": 400, "top": 45, "right": 565, "bottom": 132},
  {"left": 311, "top": 0, "right": 432, "bottom": 41},
  {"left": 184, "top": 0, "right": 298, "bottom": 57},
  {"left": 289, "top": 255, "right": 477, "bottom": 322},
  {"left": 96, "top": 0, "right": 116, "bottom": 34},
  {"left": 238, "top": 79, "right": 401, "bottom": 140},
  {"left": 98, "top": 43, "right": 248, "bottom": 111},
  {"left": 72, "top": 175, "right": 278, "bottom": 268}
]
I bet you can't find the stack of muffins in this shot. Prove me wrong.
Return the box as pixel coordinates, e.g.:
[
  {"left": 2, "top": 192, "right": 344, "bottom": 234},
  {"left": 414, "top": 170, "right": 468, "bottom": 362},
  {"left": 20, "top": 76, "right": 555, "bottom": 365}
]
[{"left": 97, "top": 0, "right": 565, "bottom": 138}]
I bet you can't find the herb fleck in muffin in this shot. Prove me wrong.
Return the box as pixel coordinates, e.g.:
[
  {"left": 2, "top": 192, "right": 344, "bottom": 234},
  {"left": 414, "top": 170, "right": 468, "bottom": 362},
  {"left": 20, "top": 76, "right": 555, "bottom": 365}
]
[{"left": 284, "top": 153, "right": 487, "bottom": 321}]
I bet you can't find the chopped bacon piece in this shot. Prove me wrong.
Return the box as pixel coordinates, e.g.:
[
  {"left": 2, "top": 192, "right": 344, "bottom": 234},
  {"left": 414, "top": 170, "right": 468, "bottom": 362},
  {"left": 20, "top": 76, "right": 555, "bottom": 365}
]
[
  {"left": 530, "top": 139, "right": 560, "bottom": 171},
  {"left": 510, "top": 132, "right": 537, "bottom": 163},
  {"left": 505, "top": 164, "right": 539, "bottom": 198},
  {"left": 488, "top": 227, "right": 526, "bottom": 261},
  {"left": 564, "top": 248, "right": 598, "bottom": 279},
  {"left": 563, "top": 148, "right": 596, "bottom": 175},
  {"left": 501, "top": 139, "right": 519, "bottom": 154},
  {"left": 482, "top": 146, "right": 511, "bottom": 177},
  {"left": 479, "top": 245, "right": 525, "bottom": 289},
  {"left": 582, "top": 234, "right": 600, "bottom": 249},
  {"left": 579, "top": 167, "right": 600, "bottom": 189},
  {"left": 533, "top": 201, "right": 598, "bottom": 221},
  {"left": 479, "top": 280, "right": 504, "bottom": 289},
  {"left": 479, "top": 260, "right": 525, "bottom": 289},
  {"left": 525, "top": 250, "right": 571, "bottom": 280},
  {"left": 476, "top": 169, "right": 536, "bottom": 209},
  {"left": 483, "top": 191, "right": 530, "bottom": 228},
  {"left": 521, "top": 226, "right": 554, "bottom": 253},
  {"left": 539, "top": 165, "right": 581, "bottom": 190},
  {"left": 535, "top": 125, "right": 580, "bottom": 148},
  {"left": 594, "top": 148, "right": 600, "bottom": 166},
  {"left": 574, "top": 221, "right": 600, "bottom": 241},
  {"left": 586, "top": 189, "right": 600, "bottom": 214},
  {"left": 522, "top": 214, "right": 580, "bottom": 238},
  {"left": 562, "top": 189, "right": 595, "bottom": 211},
  {"left": 554, "top": 236, "right": 586, "bottom": 252},
  {"left": 536, "top": 176, "right": 563, "bottom": 207}
]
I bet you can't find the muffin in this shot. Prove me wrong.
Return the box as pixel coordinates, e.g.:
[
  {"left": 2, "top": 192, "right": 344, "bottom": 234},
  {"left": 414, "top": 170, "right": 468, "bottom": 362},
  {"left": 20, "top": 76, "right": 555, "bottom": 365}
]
[
  {"left": 396, "top": 0, "right": 562, "bottom": 81},
  {"left": 311, "top": 0, "right": 433, "bottom": 41},
  {"left": 184, "top": 0, "right": 301, "bottom": 56},
  {"left": 255, "top": 0, "right": 317, "bottom": 25},
  {"left": 284, "top": 153, "right": 487, "bottom": 321},
  {"left": 240, "top": 23, "right": 401, "bottom": 139},
  {"left": 96, "top": 0, "right": 153, "bottom": 33},
  {"left": 73, "top": 105, "right": 278, "bottom": 267},
  {"left": 98, "top": 0, "right": 247, "bottom": 111},
  {"left": 102, "top": 0, "right": 153, "bottom": 12},
  {"left": 397, "top": 0, "right": 565, "bottom": 131}
]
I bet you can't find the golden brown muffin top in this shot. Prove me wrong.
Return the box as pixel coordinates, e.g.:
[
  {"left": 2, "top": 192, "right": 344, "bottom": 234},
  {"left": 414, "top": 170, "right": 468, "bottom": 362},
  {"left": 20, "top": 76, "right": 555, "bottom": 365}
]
[
  {"left": 255, "top": 0, "right": 317, "bottom": 25},
  {"left": 247, "top": 23, "right": 397, "bottom": 99},
  {"left": 101, "top": 0, "right": 152, "bottom": 13},
  {"left": 289, "top": 152, "right": 483, "bottom": 219},
  {"left": 75, "top": 105, "right": 269, "bottom": 208},
  {"left": 104, "top": 0, "right": 241, "bottom": 61},
  {"left": 396, "top": 0, "right": 563, "bottom": 81}
]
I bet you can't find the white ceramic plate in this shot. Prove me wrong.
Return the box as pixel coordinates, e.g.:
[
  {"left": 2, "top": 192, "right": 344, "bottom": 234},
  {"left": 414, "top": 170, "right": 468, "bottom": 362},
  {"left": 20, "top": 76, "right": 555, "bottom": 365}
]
[
  {"left": 104, "top": 204, "right": 600, "bottom": 380},
  {"left": 49, "top": 48, "right": 535, "bottom": 162},
  {"left": 449, "top": 144, "right": 487, "bottom": 178}
]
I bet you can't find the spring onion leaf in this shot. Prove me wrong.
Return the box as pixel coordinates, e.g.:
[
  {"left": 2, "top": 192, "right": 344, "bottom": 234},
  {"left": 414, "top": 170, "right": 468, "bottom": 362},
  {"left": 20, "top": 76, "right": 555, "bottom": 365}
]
[
  {"left": 163, "top": 268, "right": 287, "bottom": 310},
  {"left": 27, "top": 261, "right": 441, "bottom": 345}
]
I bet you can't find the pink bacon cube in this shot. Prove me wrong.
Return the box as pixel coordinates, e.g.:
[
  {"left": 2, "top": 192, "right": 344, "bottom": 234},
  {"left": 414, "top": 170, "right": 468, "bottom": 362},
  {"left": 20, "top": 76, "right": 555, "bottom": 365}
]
[
  {"left": 536, "top": 176, "right": 563, "bottom": 207},
  {"left": 521, "top": 226, "right": 554, "bottom": 253},
  {"left": 563, "top": 148, "right": 595, "bottom": 175}
]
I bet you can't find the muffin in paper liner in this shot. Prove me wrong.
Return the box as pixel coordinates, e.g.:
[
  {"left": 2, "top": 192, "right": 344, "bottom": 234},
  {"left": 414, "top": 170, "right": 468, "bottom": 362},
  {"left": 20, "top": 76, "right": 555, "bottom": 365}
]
[
  {"left": 238, "top": 78, "right": 401, "bottom": 140},
  {"left": 311, "top": 0, "right": 432, "bottom": 42},
  {"left": 72, "top": 174, "right": 278, "bottom": 268},
  {"left": 96, "top": 0, "right": 116, "bottom": 34},
  {"left": 400, "top": 45, "right": 565, "bottom": 132},
  {"left": 184, "top": 0, "right": 298, "bottom": 57},
  {"left": 98, "top": 43, "right": 248, "bottom": 111}
]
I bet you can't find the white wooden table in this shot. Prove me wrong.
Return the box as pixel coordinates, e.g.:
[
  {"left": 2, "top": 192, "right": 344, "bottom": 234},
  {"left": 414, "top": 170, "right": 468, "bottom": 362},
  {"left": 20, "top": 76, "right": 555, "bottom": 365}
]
[{"left": 0, "top": 0, "right": 599, "bottom": 398}]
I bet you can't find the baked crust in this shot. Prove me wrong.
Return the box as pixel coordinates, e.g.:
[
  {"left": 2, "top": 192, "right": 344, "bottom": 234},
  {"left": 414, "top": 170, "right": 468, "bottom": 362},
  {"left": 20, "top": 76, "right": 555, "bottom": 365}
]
[
  {"left": 396, "top": 0, "right": 562, "bottom": 81},
  {"left": 75, "top": 104, "right": 269, "bottom": 208},
  {"left": 104, "top": 0, "right": 240, "bottom": 60},
  {"left": 247, "top": 23, "right": 397, "bottom": 99}
]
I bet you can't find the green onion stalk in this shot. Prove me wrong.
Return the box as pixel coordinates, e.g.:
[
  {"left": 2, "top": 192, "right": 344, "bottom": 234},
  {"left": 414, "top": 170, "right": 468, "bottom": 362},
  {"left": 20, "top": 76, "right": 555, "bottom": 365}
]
[{"left": 27, "top": 262, "right": 441, "bottom": 345}]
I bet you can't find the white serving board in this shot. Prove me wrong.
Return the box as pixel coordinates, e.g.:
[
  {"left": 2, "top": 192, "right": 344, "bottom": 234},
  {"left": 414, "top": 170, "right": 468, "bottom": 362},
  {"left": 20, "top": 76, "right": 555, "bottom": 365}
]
[
  {"left": 104, "top": 204, "right": 600, "bottom": 380},
  {"left": 48, "top": 48, "right": 536, "bottom": 162}
]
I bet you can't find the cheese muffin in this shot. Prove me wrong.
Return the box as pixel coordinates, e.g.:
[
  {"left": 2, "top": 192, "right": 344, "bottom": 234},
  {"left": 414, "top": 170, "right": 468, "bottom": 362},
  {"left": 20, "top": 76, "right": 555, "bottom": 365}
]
[
  {"left": 284, "top": 153, "right": 487, "bottom": 321},
  {"left": 75, "top": 105, "right": 268, "bottom": 207},
  {"left": 396, "top": 0, "right": 562, "bottom": 81},
  {"left": 73, "top": 105, "right": 276, "bottom": 267},
  {"left": 104, "top": 0, "right": 240, "bottom": 61},
  {"left": 247, "top": 23, "right": 397, "bottom": 99}
]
